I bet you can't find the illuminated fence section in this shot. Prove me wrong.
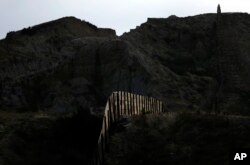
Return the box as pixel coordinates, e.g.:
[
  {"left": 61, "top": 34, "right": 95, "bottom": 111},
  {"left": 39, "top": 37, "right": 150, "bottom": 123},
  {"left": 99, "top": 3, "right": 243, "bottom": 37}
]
[{"left": 88, "top": 91, "right": 164, "bottom": 165}]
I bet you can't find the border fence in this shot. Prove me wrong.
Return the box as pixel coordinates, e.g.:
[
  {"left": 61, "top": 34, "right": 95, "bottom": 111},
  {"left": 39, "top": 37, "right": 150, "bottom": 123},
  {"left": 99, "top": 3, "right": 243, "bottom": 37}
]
[{"left": 88, "top": 91, "right": 164, "bottom": 165}]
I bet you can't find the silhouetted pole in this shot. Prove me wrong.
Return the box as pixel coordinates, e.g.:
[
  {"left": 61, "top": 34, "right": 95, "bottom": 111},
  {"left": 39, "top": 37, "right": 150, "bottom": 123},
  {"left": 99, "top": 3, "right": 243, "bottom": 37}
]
[{"left": 217, "top": 4, "right": 221, "bottom": 14}]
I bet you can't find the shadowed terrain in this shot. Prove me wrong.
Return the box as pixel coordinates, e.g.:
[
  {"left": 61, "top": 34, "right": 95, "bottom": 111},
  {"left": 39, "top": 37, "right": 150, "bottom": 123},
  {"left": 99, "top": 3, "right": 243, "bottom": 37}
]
[
  {"left": 0, "top": 109, "right": 102, "bottom": 165},
  {"left": 106, "top": 113, "right": 250, "bottom": 165}
]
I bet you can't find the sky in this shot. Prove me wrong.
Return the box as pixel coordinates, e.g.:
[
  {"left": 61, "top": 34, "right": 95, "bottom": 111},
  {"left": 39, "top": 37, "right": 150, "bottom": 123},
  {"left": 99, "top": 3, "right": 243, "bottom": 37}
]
[{"left": 0, "top": 0, "right": 249, "bottom": 39}]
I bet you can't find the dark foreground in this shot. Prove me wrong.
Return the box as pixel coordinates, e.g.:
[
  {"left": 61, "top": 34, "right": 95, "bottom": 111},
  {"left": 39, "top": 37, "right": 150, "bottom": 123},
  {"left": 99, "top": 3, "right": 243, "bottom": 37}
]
[
  {"left": 106, "top": 112, "right": 250, "bottom": 165},
  {"left": 0, "top": 109, "right": 101, "bottom": 165}
]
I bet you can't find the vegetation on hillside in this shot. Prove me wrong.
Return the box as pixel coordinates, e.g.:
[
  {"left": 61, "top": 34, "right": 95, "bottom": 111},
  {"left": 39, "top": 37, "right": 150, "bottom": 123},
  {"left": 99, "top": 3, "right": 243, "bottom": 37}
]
[
  {"left": 0, "top": 109, "right": 101, "bottom": 165},
  {"left": 106, "top": 112, "right": 250, "bottom": 165}
]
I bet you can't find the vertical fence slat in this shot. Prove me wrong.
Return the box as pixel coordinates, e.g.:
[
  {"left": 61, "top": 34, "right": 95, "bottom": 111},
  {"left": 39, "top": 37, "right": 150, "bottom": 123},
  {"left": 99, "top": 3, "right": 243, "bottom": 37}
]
[
  {"left": 124, "top": 92, "right": 126, "bottom": 115},
  {"left": 155, "top": 98, "right": 157, "bottom": 113},
  {"left": 155, "top": 99, "right": 157, "bottom": 113},
  {"left": 112, "top": 97, "right": 115, "bottom": 122},
  {"left": 161, "top": 101, "right": 163, "bottom": 112},
  {"left": 130, "top": 93, "right": 132, "bottom": 115},
  {"left": 120, "top": 91, "right": 124, "bottom": 116},
  {"left": 116, "top": 92, "right": 120, "bottom": 119},
  {"left": 139, "top": 95, "right": 141, "bottom": 115},
  {"left": 153, "top": 98, "right": 157, "bottom": 113},
  {"left": 127, "top": 92, "right": 129, "bottom": 115},
  {"left": 146, "top": 96, "right": 148, "bottom": 113},
  {"left": 137, "top": 94, "right": 140, "bottom": 115},
  {"left": 148, "top": 96, "right": 150, "bottom": 113},
  {"left": 154, "top": 99, "right": 157, "bottom": 113},
  {"left": 159, "top": 100, "right": 161, "bottom": 113},
  {"left": 149, "top": 97, "right": 151, "bottom": 113},
  {"left": 144, "top": 96, "right": 146, "bottom": 113},
  {"left": 123, "top": 91, "right": 126, "bottom": 115},
  {"left": 110, "top": 96, "right": 113, "bottom": 123},
  {"left": 132, "top": 94, "right": 135, "bottom": 115},
  {"left": 119, "top": 91, "right": 121, "bottom": 116},
  {"left": 137, "top": 94, "right": 139, "bottom": 115},
  {"left": 119, "top": 92, "right": 122, "bottom": 116},
  {"left": 158, "top": 100, "right": 161, "bottom": 113},
  {"left": 136, "top": 94, "right": 138, "bottom": 115},
  {"left": 130, "top": 93, "right": 133, "bottom": 116},
  {"left": 150, "top": 97, "right": 152, "bottom": 113},
  {"left": 104, "top": 116, "right": 108, "bottom": 152},
  {"left": 112, "top": 93, "right": 116, "bottom": 122},
  {"left": 141, "top": 95, "right": 143, "bottom": 114},
  {"left": 129, "top": 93, "right": 131, "bottom": 116},
  {"left": 127, "top": 92, "right": 130, "bottom": 116},
  {"left": 158, "top": 100, "right": 160, "bottom": 113},
  {"left": 157, "top": 100, "right": 160, "bottom": 113},
  {"left": 130, "top": 93, "right": 133, "bottom": 115},
  {"left": 108, "top": 99, "right": 112, "bottom": 124},
  {"left": 125, "top": 92, "right": 128, "bottom": 115},
  {"left": 141, "top": 96, "right": 145, "bottom": 114},
  {"left": 148, "top": 97, "right": 150, "bottom": 113},
  {"left": 140, "top": 95, "right": 143, "bottom": 114},
  {"left": 138, "top": 95, "right": 140, "bottom": 115},
  {"left": 120, "top": 92, "right": 122, "bottom": 116},
  {"left": 143, "top": 95, "right": 145, "bottom": 114},
  {"left": 135, "top": 94, "right": 137, "bottom": 115},
  {"left": 153, "top": 98, "right": 155, "bottom": 113}
]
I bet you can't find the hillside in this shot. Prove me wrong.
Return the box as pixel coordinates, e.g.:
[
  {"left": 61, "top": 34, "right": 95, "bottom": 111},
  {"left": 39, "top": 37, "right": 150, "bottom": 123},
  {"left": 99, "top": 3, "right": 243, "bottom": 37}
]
[
  {"left": 0, "top": 16, "right": 116, "bottom": 112},
  {"left": 1, "top": 13, "right": 250, "bottom": 115},
  {"left": 0, "top": 11, "right": 250, "bottom": 165}
]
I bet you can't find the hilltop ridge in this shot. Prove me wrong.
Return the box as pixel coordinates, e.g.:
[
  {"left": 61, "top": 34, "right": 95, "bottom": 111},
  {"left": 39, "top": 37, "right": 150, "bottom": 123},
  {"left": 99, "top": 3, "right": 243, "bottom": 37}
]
[{"left": 5, "top": 16, "right": 116, "bottom": 39}]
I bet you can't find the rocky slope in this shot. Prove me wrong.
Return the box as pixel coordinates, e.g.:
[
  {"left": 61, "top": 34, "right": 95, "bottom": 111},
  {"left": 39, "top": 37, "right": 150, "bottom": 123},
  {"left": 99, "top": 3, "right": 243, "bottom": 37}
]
[{"left": 0, "top": 13, "right": 250, "bottom": 115}]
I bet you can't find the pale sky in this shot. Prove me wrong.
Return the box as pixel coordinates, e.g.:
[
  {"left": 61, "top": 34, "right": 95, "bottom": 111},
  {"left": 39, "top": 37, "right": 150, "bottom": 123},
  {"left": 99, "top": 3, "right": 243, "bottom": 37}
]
[{"left": 0, "top": 0, "right": 249, "bottom": 39}]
